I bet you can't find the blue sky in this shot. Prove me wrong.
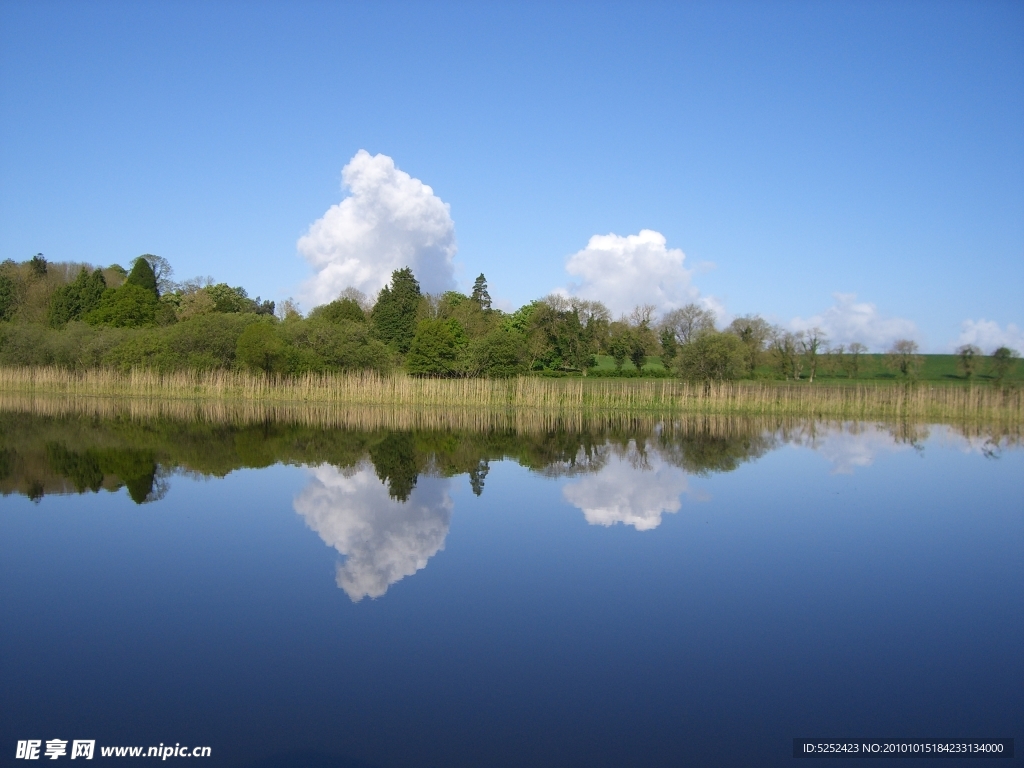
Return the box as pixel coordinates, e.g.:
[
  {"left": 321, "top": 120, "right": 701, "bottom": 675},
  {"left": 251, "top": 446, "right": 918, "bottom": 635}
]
[{"left": 1, "top": 0, "right": 1021, "bottom": 351}]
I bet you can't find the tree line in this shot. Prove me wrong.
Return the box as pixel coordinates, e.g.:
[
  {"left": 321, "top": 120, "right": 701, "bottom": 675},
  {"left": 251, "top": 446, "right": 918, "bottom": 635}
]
[{"left": 0, "top": 254, "right": 1019, "bottom": 384}]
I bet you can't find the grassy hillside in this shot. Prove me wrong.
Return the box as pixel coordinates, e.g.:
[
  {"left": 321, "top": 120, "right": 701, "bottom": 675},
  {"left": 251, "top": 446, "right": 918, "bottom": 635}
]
[{"left": 592, "top": 353, "right": 1023, "bottom": 382}]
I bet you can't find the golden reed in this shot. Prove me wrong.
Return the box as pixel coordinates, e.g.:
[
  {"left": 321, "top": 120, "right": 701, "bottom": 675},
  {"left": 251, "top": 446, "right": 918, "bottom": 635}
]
[{"left": 0, "top": 366, "right": 1020, "bottom": 425}]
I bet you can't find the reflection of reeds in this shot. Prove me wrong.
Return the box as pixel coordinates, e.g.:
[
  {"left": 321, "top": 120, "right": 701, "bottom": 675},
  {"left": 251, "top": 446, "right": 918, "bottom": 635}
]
[
  {"left": 1, "top": 392, "right": 1019, "bottom": 447},
  {"left": 1, "top": 366, "right": 1021, "bottom": 424}
]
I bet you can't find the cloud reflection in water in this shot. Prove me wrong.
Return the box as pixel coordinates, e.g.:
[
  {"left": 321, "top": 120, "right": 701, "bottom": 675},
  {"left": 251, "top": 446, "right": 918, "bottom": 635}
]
[
  {"left": 293, "top": 462, "right": 453, "bottom": 601},
  {"left": 562, "top": 442, "right": 694, "bottom": 531}
]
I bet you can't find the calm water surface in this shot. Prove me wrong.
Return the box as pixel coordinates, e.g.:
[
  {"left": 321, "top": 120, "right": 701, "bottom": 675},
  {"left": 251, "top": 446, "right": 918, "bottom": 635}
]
[{"left": 1, "top": 414, "right": 1021, "bottom": 767}]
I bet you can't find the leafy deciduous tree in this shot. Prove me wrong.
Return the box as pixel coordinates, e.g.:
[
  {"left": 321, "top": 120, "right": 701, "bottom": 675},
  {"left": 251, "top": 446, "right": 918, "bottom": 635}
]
[
  {"left": 990, "top": 346, "right": 1019, "bottom": 384},
  {"left": 235, "top": 322, "right": 285, "bottom": 374},
  {"left": 674, "top": 331, "right": 747, "bottom": 393}
]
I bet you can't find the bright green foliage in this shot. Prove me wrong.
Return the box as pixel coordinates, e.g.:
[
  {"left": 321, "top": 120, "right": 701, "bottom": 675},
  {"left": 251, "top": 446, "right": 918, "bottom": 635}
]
[
  {"left": 104, "top": 314, "right": 259, "bottom": 371},
  {"left": 235, "top": 322, "right": 286, "bottom": 374},
  {"left": 371, "top": 268, "right": 421, "bottom": 352},
  {"left": 504, "top": 301, "right": 539, "bottom": 335},
  {"left": 206, "top": 283, "right": 251, "bottom": 313},
  {"left": 125, "top": 257, "right": 159, "bottom": 297},
  {"left": 47, "top": 268, "right": 107, "bottom": 327},
  {"left": 309, "top": 297, "right": 366, "bottom": 324},
  {"left": 0, "top": 273, "right": 15, "bottom": 322},
  {"left": 674, "top": 331, "right": 747, "bottom": 389},
  {"left": 406, "top": 318, "right": 467, "bottom": 376},
  {"left": 471, "top": 328, "right": 527, "bottom": 377},
  {"left": 277, "top": 317, "right": 390, "bottom": 373},
  {"left": 85, "top": 284, "right": 160, "bottom": 328},
  {"left": 527, "top": 301, "right": 599, "bottom": 372}
]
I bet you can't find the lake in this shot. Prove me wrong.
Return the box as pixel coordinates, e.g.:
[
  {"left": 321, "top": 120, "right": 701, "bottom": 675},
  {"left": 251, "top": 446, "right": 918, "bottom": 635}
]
[{"left": 1, "top": 409, "right": 1020, "bottom": 767}]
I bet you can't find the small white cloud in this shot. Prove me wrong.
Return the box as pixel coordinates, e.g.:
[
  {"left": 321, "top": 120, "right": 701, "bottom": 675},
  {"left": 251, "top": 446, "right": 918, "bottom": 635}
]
[
  {"left": 293, "top": 463, "right": 453, "bottom": 601},
  {"left": 954, "top": 319, "right": 1024, "bottom": 353},
  {"left": 297, "top": 150, "right": 457, "bottom": 307},
  {"left": 790, "top": 293, "right": 917, "bottom": 351},
  {"left": 561, "top": 444, "right": 692, "bottom": 531},
  {"left": 558, "top": 230, "right": 703, "bottom": 318}
]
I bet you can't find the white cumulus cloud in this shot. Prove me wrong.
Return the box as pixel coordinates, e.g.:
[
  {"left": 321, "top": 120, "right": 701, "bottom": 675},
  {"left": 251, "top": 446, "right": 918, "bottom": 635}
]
[
  {"left": 790, "top": 293, "right": 917, "bottom": 351},
  {"left": 558, "top": 230, "right": 703, "bottom": 318},
  {"left": 297, "top": 150, "right": 457, "bottom": 307},
  {"left": 954, "top": 319, "right": 1024, "bottom": 353},
  {"left": 561, "top": 444, "right": 692, "bottom": 531},
  {"left": 293, "top": 463, "right": 453, "bottom": 601}
]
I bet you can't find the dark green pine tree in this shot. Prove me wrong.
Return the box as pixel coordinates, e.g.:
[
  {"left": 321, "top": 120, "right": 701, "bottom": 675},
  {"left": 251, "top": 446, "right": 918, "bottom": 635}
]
[
  {"left": 125, "top": 256, "right": 159, "bottom": 297},
  {"left": 371, "top": 267, "right": 422, "bottom": 353},
  {"left": 48, "top": 268, "right": 107, "bottom": 327},
  {"left": 470, "top": 273, "right": 492, "bottom": 310}
]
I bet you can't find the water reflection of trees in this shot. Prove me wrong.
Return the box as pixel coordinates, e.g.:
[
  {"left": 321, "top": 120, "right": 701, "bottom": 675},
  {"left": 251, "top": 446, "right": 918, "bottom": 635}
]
[{"left": 0, "top": 407, "right": 1019, "bottom": 504}]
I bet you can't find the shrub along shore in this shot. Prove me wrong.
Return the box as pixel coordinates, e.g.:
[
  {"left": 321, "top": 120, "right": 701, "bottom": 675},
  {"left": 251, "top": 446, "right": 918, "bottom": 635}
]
[{"left": 2, "top": 366, "right": 1020, "bottom": 424}]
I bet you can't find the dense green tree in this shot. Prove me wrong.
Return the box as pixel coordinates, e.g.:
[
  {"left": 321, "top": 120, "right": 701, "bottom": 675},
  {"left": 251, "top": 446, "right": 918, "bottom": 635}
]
[
  {"left": 235, "top": 322, "right": 286, "bottom": 374},
  {"left": 84, "top": 284, "right": 159, "bottom": 328},
  {"left": 470, "top": 328, "right": 527, "bottom": 377},
  {"left": 674, "top": 331, "right": 747, "bottom": 393},
  {"left": 206, "top": 283, "right": 252, "bottom": 313},
  {"left": 47, "top": 268, "right": 107, "bottom": 328},
  {"left": 278, "top": 316, "right": 390, "bottom": 373},
  {"left": 310, "top": 297, "right": 366, "bottom": 324},
  {"left": 0, "top": 273, "right": 15, "bottom": 322},
  {"left": 608, "top": 324, "right": 649, "bottom": 371},
  {"left": 125, "top": 256, "right": 159, "bottom": 297},
  {"left": 141, "top": 254, "right": 175, "bottom": 295},
  {"left": 659, "top": 327, "right": 679, "bottom": 363},
  {"left": 526, "top": 297, "right": 600, "bottom": 372},
  {"left": 29, "top": 254, "right": 47, "bottom": 277},
  {"left": 371, "top": 268, "right": 422, "bottom": 352},
  {"left": 406, "top": 318, "right": 466, "bottom": 376}
]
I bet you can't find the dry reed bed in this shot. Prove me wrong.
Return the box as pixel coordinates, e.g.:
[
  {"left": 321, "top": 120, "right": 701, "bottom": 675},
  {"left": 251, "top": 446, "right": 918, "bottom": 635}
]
[{"left": 1, "top": 366, "right": 1020, "bottom": 424}]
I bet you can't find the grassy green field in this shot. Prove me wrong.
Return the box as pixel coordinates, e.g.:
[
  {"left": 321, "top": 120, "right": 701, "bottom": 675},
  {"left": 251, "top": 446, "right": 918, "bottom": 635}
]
[{"left": 588, "top": 353, "right": 1024, "bottom": 382}]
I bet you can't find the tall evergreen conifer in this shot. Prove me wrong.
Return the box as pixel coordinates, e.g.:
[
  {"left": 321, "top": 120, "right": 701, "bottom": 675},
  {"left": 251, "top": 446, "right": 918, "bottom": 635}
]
[
  {"left": 471, "top": 274, "right": 491, "bottom": 310},
  {"left": 371, "top": 268, "right": 421, "bottom": 353},
  {"left": 125, "top": 257, "right": 159, "bottom": 297}
]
